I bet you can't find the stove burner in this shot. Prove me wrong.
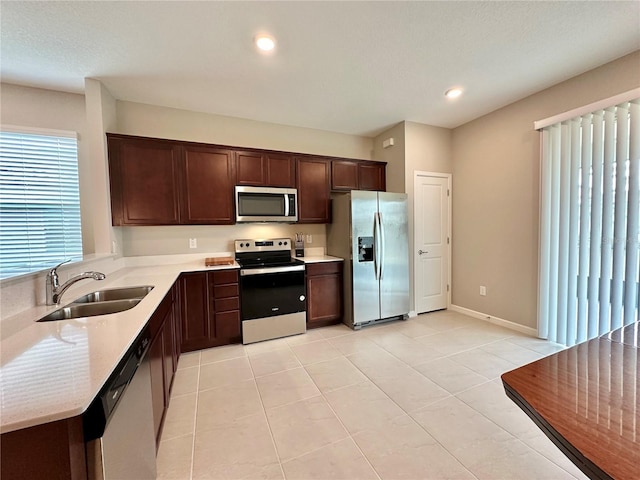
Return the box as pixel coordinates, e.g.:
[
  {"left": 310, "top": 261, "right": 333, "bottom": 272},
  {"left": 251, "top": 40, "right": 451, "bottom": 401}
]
[{"left": 235, "top": 238, "right": 303, "bottom": 270}]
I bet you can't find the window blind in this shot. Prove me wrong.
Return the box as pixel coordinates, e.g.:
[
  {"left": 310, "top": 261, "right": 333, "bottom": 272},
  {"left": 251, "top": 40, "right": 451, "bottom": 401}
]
[
  {"left": 538, "top": 100, "right": 640, "bottom": 346},
  {"left": 0, "top": 129, "right": 82, "bottom": 280}
]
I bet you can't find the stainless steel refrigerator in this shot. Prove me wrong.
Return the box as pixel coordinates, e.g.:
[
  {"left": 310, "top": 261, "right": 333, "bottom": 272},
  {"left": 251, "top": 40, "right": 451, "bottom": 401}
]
[{"left": 327, "top": 191, "right": 409, "bottom": 329}]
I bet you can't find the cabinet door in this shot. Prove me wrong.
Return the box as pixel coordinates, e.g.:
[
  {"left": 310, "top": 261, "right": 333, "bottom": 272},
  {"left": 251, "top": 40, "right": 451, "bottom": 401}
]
[
  {"left": 182, "top": 146, "right": 235, "bottom": 224},
  {"left": 236, "top": 151, "right": 265, "bottom": 186},
  {"left": 297, "top": 157, "right": 331, "bottom": 223},
  {"left": 359, "top": 163, "right": 386, "bottom": 191},
  {"left": 107, "top": 135, "right": 181, "bottom": 225},
  {"left": 331, "top": 160, "right": 359, "bottom": 191},
  {"left": 209, "top": 271, "right": 241, "bottom": 346},
  {"left": 179, "top": 272, "right": 211, "bottom": 352},
  {"left": 149, "top": 331, "right": 165, "bottom": 441},
  {"left": 162, "top": 309, "right": 174, "bottom": 402},
  {"left": 266, "top": 153, "right": 296, "bottom": 187},
  {"left": 306, "top": 262, "right": 343, "bottom": 328}
]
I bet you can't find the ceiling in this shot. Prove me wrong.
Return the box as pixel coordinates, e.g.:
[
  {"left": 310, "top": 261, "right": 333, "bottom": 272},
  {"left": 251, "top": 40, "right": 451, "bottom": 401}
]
[{"left": 1, "top": 1, "right": 639, "bottom": 137}]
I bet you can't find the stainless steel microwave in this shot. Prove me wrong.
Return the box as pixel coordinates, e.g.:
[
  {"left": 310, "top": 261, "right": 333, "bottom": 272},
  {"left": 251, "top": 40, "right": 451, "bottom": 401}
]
[{"left": 235, "top": 186, "right": 298, "bottom": 223}]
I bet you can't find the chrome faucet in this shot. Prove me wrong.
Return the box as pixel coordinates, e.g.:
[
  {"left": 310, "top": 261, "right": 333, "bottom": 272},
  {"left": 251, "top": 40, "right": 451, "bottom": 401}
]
[{"left": 46, "top": 260, "right": 106, "bottom": 305}]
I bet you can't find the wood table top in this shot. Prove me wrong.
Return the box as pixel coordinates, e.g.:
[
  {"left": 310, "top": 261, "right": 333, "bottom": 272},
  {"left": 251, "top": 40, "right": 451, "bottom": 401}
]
[{"left": 501, "top": 323, "right": 639, "bottom": 480}]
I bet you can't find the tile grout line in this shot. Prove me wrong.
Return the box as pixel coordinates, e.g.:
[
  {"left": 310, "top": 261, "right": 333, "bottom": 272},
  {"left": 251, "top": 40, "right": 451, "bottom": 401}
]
[
  {"left": 247, "top": 343, "right": 288, "bottom": 480},
  {"left": 189, "top": 352, "right": 201, "bottom": 480},
  {"left": 298, "top": 362, "right": 383, "bottom": 480}
]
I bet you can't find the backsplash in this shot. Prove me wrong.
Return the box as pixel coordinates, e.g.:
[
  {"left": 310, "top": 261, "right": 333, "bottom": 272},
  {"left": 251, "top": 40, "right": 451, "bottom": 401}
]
[{"left": 119, "top": 224, "right": 327, "bottom": 256}]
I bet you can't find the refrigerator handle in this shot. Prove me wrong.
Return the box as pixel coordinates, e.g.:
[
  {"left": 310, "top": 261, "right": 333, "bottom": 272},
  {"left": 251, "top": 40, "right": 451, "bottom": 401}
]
[
  {"left": 379, "top": 212, "right": 385, "bottom": 280},
  {"left": 373, "top": 212, "right": 380, "bottom": 280}
]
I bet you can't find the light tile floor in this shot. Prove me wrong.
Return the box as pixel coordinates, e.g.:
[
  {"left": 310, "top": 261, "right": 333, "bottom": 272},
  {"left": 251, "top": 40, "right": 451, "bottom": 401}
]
[{"left": 156, "top": 310, "right": 587, "bottom": 480}]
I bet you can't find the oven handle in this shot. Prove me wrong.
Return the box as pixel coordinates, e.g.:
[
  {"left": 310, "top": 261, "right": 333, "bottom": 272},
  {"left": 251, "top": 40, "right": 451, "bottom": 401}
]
[{"left": 240, "top": 265, "right": 305, "bottom": 276}]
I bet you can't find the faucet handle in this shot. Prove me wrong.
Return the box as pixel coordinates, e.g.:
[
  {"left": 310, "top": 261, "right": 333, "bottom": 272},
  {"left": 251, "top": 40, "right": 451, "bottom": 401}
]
[{"left": 49, "top": 259, "right": 72, "bottom": 275}]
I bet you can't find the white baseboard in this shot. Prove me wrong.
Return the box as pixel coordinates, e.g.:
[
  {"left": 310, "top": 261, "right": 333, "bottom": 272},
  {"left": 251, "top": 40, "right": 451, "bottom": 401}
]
[
  {"left": 408, "top": 310, "right": 417, "bottom": 318},
  {"left": 449, "top": 304, "right": 538, "bottom": 337}
]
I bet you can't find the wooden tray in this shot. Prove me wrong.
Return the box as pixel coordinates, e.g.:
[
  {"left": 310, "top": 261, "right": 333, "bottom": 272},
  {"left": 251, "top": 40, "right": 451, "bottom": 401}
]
[{"left": 205, "top": 257, "right": 235, "bottom": 266}]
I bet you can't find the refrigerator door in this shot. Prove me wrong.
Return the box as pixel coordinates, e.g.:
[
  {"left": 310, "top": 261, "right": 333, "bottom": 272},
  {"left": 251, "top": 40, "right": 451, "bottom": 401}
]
[
  {"left": 378, "top": 192, "right": 410, "bottom": 319},
  {"left": 351, "top": 190, "right": 381, "bottom": 324}
]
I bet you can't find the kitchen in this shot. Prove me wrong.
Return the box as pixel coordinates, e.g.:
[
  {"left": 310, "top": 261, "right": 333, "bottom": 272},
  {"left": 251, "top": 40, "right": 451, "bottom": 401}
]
[{"left": 1, "top": 2, "right": 640, "bottom": 479}]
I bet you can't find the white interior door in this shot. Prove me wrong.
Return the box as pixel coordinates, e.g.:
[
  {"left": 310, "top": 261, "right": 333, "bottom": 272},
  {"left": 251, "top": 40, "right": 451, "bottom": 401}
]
[{"left": 414, "top": 172, "right": 450, "bottom": 314}]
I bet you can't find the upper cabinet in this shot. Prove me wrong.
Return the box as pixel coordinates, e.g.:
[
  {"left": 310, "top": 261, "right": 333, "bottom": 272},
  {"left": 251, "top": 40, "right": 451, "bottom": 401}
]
[
  {"left": 108, "top": 135, "right": 182, "bottom": 225},
  {"left": 236, "top": 151, "right": 295, "bottom": 188},
  {"left": 107, "top": 133, "right": 386, "bottom": 226},
  {"left": 107, "top": 134, "right": 235, "bottom": 226},
  {"left": 331, "top": 159, "right": 386, "bottom": 192},
  {"left": 297, "top": 157, "right": 331, "bottom": 224},
  {"left": 181, "top": 145, "right": 235, "bottom": 224}
]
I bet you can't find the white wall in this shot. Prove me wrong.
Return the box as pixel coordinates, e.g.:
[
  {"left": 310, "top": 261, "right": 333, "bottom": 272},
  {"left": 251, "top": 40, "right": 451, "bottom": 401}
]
[
  {"left": 451, "top": 50, "right": 640, "bottom": 330},
  {"left": 114, "top": 101, "right": 375, "bottom": 256}
]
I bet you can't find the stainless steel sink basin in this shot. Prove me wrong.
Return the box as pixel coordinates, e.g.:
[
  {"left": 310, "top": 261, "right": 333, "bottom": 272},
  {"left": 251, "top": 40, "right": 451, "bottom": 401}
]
[
  {"left": 37, "top": 299, "right": 142, "bottom": 322},
  {"left": 72, "top": 286, "right": 154, "bottom": 303}
]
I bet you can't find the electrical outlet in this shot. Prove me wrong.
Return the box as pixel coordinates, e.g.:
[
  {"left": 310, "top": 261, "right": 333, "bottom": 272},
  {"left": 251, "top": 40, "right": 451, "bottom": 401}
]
[
  {"left": 480, "top": 286, "right": 487, "bottom": 296},
  {"left": 189, "top": 238, "right": 197, "bottom": 249},
  {"left": 306, "top": 234, "right": 313, "bottom": 244}
]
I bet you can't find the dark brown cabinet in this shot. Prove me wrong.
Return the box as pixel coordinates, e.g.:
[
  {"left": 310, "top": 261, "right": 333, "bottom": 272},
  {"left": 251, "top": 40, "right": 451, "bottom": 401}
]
[
  {"left": 1, "top": 417, "right": 86, "bottom": 480},
  {"left": 180, "top": 269, "right": 241, "bottom": 352},
  {"left": 331, "top": 159, "right": 386, "bottom": 192},
  {"left": 107, "top": 134, "right": 235, "bottom": 226},
  {"left": 306, "top": 261, "right": 343, "bottom": 328},
  {"left": 297, "top": 157, "right": 331, "bottom": 223},
  {"left": 236, "top": 151, "right": 295, "bottom": 187},
  {"left": 108, "top": 135, "right": 182, "bottom": 225},
  {"left": 181, "top": 145, "right": 235, "bottom": 224},
  {"left": 148, "top": 288, "right": 179, "bottom": 446}
]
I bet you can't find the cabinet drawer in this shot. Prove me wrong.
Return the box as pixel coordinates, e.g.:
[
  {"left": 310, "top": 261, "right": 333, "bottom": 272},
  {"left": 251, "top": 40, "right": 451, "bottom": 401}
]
[
  {"left": 213, "top": 284, "right": 239, "bottom": 298},
  {"left": 306, "top": 261, "right": 342, "bottom": 276},
  {"left": 214, "top": 296, "right": 239, "bottom": 312},
  {"left": 213, "top": 269, "right": 239, "bottom": 285}
]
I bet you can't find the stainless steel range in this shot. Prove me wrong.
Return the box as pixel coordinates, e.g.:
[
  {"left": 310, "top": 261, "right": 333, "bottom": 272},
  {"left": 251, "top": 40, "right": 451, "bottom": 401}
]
[{"left": 235, "top": 238, "right": 306, "bottom": 344}]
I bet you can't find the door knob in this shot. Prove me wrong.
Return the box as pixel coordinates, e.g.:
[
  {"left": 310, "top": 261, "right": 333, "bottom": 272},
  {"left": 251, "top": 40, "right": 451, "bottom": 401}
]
[{"left": 418, "top": 250, "right": 428, "bottom": 255}]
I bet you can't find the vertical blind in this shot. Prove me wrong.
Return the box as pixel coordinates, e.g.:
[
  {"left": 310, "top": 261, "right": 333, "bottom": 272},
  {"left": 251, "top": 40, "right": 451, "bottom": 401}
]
[
  {"left": 0, "top": 128, "right": 82, "bottom": 280},
  {"left": 538, "top": 100, "right": 640, "bottom": 346}
]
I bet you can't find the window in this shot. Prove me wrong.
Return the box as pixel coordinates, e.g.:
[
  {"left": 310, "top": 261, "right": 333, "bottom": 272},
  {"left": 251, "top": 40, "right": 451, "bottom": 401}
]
[
  {"left": 0, "top": 127, "right": 82, "bottom": 280},
  {"left": 538, "top": 100, "right": 639, "bottom": 347}
]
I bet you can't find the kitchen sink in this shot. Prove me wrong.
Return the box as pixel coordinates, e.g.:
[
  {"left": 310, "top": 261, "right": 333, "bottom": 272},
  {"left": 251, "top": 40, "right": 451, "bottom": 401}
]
[
  {"left": 37, "top": 299, "right": 142, "bottom": 322},
  {"left": 71, "top": 286, "right": 154, "bottom": 303}
]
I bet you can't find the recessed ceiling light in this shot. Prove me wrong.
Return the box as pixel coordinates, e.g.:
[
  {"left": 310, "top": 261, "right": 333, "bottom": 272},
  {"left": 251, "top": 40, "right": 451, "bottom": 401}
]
[
  {"left": 255, "top": 34, "right": 276, "bottom": 52},
  {"left": 445, "top": 87, "right": 463, "bottom": 99}
]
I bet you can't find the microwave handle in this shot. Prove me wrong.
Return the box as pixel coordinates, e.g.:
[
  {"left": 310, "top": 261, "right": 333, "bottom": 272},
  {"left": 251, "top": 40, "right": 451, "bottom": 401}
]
[{"left": 284, "top": 194, "right": 290, "bottom": 217}]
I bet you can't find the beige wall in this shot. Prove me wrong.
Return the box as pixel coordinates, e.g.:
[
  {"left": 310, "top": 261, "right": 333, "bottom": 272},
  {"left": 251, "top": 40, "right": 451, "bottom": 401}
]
[
  {"left": 0, "top": 83, "right": 95, "bottom": 250},
  {"left": 373, "top": 121, "right": 453, "bottom": 314},
  {"left": 372, "top": 122, "right": 406, "bottom": 194},
  {"left": 114, "top": 101, "right": 375, "bottom": 256},
  {"left": 116, "top": 101, "right": 373, "bottom": 159},
  {"left": 451, "top": 50, "right": 640, "bottom": 330}
]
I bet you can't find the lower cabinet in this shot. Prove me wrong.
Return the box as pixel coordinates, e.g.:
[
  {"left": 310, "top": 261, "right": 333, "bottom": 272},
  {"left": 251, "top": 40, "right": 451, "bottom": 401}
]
[
  {"left": 148, "top": 288, "right": 179, "bottom": 447},
  {"left": 306, "top": 261, "right": 343, "bottom": 328},
  {"left": 0, "top": 416, "right": 86, "bottom": 480},
  {"left": 179, "top": 269, "right": 241, "bottom": 352}
]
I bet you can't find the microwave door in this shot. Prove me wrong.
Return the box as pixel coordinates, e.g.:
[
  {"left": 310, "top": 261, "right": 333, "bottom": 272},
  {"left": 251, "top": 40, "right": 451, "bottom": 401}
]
[{"left": 235, "top": 187, "right": 297, "bottom": 222}]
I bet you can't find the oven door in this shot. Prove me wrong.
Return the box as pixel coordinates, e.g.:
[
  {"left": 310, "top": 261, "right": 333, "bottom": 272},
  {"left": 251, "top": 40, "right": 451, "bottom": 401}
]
[
  {"left": 240, "top": 266, "right": 306, "bottom": 320},
  {"left": 240, "top": 266, "right": 306, "bottom": 344}
]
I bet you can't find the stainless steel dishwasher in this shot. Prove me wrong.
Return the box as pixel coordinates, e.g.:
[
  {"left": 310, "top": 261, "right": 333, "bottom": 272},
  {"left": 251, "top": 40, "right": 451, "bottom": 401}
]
[{"left": 83, "top": 326, "right": 157, "bottom": 479}]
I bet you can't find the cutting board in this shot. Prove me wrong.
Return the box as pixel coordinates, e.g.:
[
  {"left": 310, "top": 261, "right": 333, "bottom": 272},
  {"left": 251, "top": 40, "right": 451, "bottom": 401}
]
[{"left": 204, "top": 257, "right": 235, "bottom": 266}]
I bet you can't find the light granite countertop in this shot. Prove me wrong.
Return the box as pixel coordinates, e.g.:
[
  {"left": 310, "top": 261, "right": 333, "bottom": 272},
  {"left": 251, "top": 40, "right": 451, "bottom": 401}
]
[
  {"left": 0, "top": 254, "right": 343, "bottom": 434},
  {"left": 0, "top": 260, "right": 238, "bottom": 434},
  {"left": 299, "top": 255, "right": 344, "bottom": 263}
]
